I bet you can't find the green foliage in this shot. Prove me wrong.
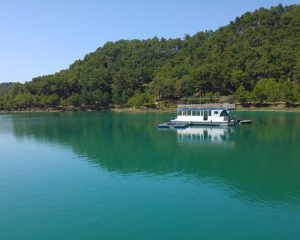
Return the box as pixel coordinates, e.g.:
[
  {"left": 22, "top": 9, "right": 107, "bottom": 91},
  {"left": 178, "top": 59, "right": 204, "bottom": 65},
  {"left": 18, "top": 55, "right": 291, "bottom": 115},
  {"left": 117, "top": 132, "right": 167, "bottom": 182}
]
[
  {"left": 61, "top": 93, "right": 81, "bottom": 106},
  {"left": 250, "top": 79, "right": 299, "bottom": 103},
  {"left": 252, "top": 78, "right": 279, "bottom": 103},
  {"left": 13, "top": 93, "right": 34, "bottom": 108},
  {"left": 92, "top": 89, "right": 110, "bottom": 107},
  {"left": 128, "top": 92, "right": 154, "bottom": 107},
  {"left": 41, "top": 94, "right": 60, "bottom": 107},
  {"left": 280, "top": 81, "right": 299, "bottom": 103},
  {"left": 0, "top": 83, "right": 15, "bottom": 97},
  {"left": 0, "top": 94, "right": 14, "bottom": 108},
  {"left": 234, "top": 85, "right": 251, "bottom": 103},
  {"left": 1, "top": 4, "right": 300, "bottom": 109}
]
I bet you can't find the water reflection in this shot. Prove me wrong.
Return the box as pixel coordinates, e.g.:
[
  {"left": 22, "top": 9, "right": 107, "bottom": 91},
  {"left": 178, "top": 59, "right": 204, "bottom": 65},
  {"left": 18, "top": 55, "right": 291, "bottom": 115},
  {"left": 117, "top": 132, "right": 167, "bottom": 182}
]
[
  {"left": 3, "top": 112, "right": 300, "bottom": 204},
  {"left": 176, "top": 126, "right": 235, "bottom": 146}
]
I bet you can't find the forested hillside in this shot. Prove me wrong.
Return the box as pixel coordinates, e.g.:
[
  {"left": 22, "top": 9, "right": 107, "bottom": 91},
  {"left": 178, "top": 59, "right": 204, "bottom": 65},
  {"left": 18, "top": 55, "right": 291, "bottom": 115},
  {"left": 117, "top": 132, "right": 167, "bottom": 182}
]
[
  {"left": 1, "top": 4, "right": 299, "bottom": 109},
  {"left": 0, "top": 83, "right": 15, "bottom": 97}
]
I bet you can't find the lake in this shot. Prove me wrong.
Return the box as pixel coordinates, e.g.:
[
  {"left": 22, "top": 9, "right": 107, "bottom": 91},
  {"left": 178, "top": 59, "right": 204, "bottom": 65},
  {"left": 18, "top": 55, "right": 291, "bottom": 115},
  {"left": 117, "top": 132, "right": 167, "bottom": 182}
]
[{"left": 0, "top": 111, "right": 300, "bottom": 240}]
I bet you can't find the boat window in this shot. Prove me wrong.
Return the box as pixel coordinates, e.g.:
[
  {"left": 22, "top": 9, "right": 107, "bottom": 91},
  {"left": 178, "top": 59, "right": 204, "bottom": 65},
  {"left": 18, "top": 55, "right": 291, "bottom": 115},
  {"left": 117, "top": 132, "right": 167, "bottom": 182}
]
[
  {"left": 197, "top": 110, "right": 200, "bottom": 116},
  {"left": 220, "top": 110, "right": 228, "bottom": 116},
  {"left": 214, "top": 111, "right": 218, "bottom": 115},
  {"left": 209, "top": 110, "right": 211, "bottom": 116},
  {"left": 200, "top": 111, "right": 203, "bottom": 116},
  {"left": 203, "top": 110, "right": 208, "bottom": 120},
  {"left": 187, "top": 110, "right": 191, "bottom": 115}
]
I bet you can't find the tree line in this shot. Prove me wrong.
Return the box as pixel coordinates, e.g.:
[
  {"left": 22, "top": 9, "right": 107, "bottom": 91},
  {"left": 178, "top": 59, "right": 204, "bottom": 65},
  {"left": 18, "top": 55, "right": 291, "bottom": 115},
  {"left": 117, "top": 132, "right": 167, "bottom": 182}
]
[{"left": 0, "top": 4, "right": 299, "bottom": 110}]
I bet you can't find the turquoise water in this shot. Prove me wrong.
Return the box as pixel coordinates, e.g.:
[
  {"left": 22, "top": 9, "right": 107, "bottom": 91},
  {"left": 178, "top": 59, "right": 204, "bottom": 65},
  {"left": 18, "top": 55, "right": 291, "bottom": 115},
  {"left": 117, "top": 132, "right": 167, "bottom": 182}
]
[{"left": 0, "top": 111, "right": 300, "bottom": 240}]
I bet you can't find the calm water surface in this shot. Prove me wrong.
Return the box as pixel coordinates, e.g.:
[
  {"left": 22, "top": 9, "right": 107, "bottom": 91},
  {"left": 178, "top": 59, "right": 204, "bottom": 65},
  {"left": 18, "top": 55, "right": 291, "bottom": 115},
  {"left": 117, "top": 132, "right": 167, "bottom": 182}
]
[{"left": 0, "top": 111, "right": 299, "bottom": 240}]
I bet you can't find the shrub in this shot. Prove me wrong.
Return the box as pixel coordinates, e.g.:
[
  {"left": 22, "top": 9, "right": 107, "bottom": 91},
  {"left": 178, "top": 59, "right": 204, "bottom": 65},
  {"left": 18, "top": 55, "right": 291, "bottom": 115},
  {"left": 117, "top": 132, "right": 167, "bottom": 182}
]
[{"left": 128, "top": 92, "right": 155, "bottom": 107}]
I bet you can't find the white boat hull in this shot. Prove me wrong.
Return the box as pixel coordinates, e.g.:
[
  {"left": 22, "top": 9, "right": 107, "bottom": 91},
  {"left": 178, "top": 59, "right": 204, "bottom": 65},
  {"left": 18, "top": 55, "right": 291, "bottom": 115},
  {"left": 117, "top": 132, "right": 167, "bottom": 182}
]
[{"left": 170, "top": 120, "right": 235, "bottom": 126}]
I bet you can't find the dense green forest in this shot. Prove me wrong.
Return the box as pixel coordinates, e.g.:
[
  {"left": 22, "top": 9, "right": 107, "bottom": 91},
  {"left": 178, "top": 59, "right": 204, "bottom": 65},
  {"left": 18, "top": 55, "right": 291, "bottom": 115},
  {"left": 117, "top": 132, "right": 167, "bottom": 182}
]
[
  {"left": 0, "top": 4, "right": 299, "bottom": 110},
  {"left": 0, "top": 83, "right": 15, "bottom": 97}
]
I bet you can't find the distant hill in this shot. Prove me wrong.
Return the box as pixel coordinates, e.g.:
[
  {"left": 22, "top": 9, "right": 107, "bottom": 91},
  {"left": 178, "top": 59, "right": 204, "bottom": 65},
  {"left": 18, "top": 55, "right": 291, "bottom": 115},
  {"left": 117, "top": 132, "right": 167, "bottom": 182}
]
[{"left": 1, "top": 4, "right": 299, "bottom": 109}]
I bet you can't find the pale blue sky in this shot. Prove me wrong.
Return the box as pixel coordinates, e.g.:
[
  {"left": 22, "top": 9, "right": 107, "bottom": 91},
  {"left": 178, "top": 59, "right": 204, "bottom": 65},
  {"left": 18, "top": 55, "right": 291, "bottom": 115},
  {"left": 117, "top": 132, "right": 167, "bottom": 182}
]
[{"left": 0, "top": 0, "right": 298, "bottom": 83}]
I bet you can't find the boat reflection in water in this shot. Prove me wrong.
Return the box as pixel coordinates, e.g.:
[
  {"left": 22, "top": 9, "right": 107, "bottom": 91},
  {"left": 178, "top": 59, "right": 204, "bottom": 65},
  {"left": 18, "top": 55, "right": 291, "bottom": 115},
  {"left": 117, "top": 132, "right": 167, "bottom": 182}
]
[{"left": 176, "top": 126, "right": 235, "bottom": 146}]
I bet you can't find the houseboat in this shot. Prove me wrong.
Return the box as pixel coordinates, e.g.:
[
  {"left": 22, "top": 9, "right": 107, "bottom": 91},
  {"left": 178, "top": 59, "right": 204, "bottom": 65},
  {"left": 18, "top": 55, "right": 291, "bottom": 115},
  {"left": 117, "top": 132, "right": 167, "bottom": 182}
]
[{"left": 170, "top": 103, "right": 237, "bottom": 127}]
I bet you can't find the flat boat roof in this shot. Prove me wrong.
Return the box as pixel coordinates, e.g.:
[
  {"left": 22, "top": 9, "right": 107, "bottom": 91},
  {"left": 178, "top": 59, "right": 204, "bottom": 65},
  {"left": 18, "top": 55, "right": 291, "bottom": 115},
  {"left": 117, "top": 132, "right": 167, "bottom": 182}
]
[{"left": 177, "top": 103, "right": 236, "bottom": 111}]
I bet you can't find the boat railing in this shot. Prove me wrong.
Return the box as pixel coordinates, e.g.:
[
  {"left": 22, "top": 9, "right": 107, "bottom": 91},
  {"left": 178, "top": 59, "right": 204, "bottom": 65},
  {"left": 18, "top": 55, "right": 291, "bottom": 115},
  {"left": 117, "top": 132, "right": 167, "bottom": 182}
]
[{"left": 177, "top": 103, "right": 236, "bottom": 110}]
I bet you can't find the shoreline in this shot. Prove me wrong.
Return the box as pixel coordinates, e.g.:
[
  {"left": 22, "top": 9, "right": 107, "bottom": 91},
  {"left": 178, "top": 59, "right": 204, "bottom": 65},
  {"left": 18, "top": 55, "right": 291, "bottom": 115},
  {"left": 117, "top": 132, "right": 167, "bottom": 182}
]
[
  {"left": 1, "top": 105, "right": 300, "bottom": 113},
  {"left": 235, "top": 106, "right": 300, "bottom": 112}
]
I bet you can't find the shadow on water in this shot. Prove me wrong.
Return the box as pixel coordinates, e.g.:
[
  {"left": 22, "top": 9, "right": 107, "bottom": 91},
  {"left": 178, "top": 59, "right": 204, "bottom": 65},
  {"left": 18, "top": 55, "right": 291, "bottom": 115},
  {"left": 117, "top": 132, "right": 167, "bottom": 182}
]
[{"left": 4, "top": 111, "right": 300, "bottom": 204}]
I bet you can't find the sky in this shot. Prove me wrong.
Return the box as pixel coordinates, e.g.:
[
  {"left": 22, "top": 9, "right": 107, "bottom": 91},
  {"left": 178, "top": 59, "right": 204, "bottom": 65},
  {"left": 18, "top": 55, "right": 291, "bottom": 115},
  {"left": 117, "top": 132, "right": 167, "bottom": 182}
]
[{"left": 0, "top": 0, "right": 298, "bottom": 83}]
